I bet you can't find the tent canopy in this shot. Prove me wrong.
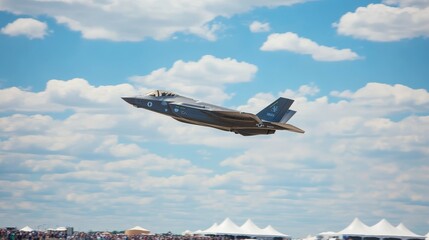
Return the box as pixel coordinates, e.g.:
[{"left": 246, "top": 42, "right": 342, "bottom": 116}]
[
  {"left": 216, "top": 217, "right": 243, "bottom": 235},
  {"left": 199, "top": 218, "right": 288, "bottom": 237},
  {"left": 182, "top": 230, "right": 193, "bottom": 236},
  {"left": 128, "top": 226, "right": 149, "bottom": 231},
  {"left": 396, "top": 223, "right": 422, "bottom": 238},
  {"left": 335, "top": 218, "right": 424, "bottom": 239},
  {"left": 125, "top": 226, "right": 150, "bottom": 236},
  {"left": 338, "top": 218, "right": 371, "bottom": 236},
  {"left": 20, "top": 226, "right": 33, "bottom": 232},
  {"left": 371, "top": 219, "right": 403, "bottom": 236},
  {"left": 203, "top": 223, "right": 218, "bottom": 234},
  {"left": 262, "top": 225, "right": 288, "bottom": 237},
  {"left": 241, "top": 219, "right": 264, "bottom": 236}
]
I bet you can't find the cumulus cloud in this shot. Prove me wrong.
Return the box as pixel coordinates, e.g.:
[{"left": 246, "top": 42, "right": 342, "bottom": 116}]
[
  {"left": 383, "top": 0, "right": 429, "bottom": 7},
  {"left": 131, "top": 55, "right": 258, "bottom": 104},
  {"left": 0, "top": 114, "right": 54, "bottom": 134},
  {"left": 0, "top": 0, "right": 307, "bottom": 41},
  {"left": 237, "top": 84, "right": 320, "bottom": 113},
  {"left": 1, "top": 18, "right": 48, "bottom": 39},
  {"left": 227, "top": 83, "right": 429, "bottom": 170},
  {"left": 260, "top": 32, "right": 360, "bottom": 61},
  {"left": 1, "top": 78, "right": 429, "bottom": 234},
  {"left": 0, "top": 78, "right": 137, "bottom": 112},
  {"left": 221, "top": 83, "right": 429, "bottom": 231},
  {"left": 334, "top": 3, "right": 429, "bottom": 41},
  {"left": 330, "top": 82, "right": 429, "bottom": 114},
  {"left": 249, "top": 21, "right": 271, "bottom": 33}
]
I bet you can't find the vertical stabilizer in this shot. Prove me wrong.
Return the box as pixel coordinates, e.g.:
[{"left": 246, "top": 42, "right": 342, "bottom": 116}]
[{"left": 256, "top": 97, "right": 294, "bottom": 122}]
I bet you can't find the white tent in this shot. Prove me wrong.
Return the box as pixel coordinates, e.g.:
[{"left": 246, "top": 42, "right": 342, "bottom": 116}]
[
  {"left": 128, "top": 226, "right": 149, "bottom": 231},
  {"left": 125, "top": 226, "right": 150, "bottom": 236},
  {"left": 182, "top": 230, "right": 193, "bottom": 236},
  {"left": 303, "top": 235, "right": 317, "bottom": 240},
  {"left": 215, "top": 218, "right": 244, "bottom": 235},
  {"left": 240, "top": 219, "right": 264, "bottom": 236},
  {"left": 20, "top": 226, "right": 33, "bottom": 232},
  {"left": 318, "top": 231, "right": 339, "bottom": 240},
  {"left": 371, "top": 219, "right": 403, "bottom": 237},
  {"left": 336, "top": 218, "right": 424, "bottom": 239},
  {"left": 425, "top": 232, "right": 429, "bottom": 240},
  {"left": 200, "top": 218, "right": 288, "bottom": 238},
  {"left": 337, "top": 218, "right": 371, "bottom": 236},
  {"left": 56, "top": 227, "right": 67, "bottom": 231},
  {"left": 201, "top": 222, "right": 219, "bottom": 234},
  {"left": 396, "top": 223, "right": 422, "bottom": 238},
  {"left": 261, "top": 225, "right": 289, "bottom": 237}
]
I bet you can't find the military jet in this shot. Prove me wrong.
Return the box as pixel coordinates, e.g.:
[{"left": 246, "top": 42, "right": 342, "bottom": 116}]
[{"left": 122, "top": 90, "right": 304, "bottom": 136}]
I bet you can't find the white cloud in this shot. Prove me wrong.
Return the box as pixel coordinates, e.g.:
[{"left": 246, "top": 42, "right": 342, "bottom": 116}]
[
  {"left": 1, "top": 77, "right": 429, "bottom": 235},
  {"left": 220, "top": 83, "right": 429, "bottom": 230},
  {"left": 1, "top": 18, "right": 48, "bottom": 39},
  {"left": 334, "top": 3, "right": 429, "bottom": 41},
  {"left": 260, "top": 32, "right": 360, "bottom": 61},
  {"left": 383, "top": 0, "right": 429, "bottom": 7},
  {"left": 22, "top": 156, "right": 75, "bottom": 172},
  {"left": 94, "top": 136, "right": 145, "bottom": 158},
  {"left": 237, "top": 84, "right": 319, "bottom": 113},
  {"left": 0, "top": 132, "right": 97, "bottom": 152},
  {"left": 0, "top": 114, "right": 54, "bottom": 134},
  {"left": 0, "top": 78, "right": 137, "bottom": 112},
  {"left": 249, "top": 21, "right": 271, "bottom": 33},
  {"left": 330, "top": 82, "right": 429, "bottom": 113},
  {"left": 131, "top": 55, "right": 258, "bottom": 104},
  {"left": 0, "top": 0, "right": 307, "bottom": 41}
]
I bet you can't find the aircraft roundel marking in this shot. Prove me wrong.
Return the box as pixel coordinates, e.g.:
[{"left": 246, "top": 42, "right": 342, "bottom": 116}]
[
  {"left": 147, "top": 101, "right": 153, "bottom": 107},
  {"left": 174, "top": 108, "right": 179, "bottom": 113}
]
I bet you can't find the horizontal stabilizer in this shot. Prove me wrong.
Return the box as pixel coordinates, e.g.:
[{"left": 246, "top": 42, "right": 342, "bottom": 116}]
[
  {"left": 271, "top": 122, "right": 305, "bottom": 133},
  {"left": 280, "top": 110, "right": 296, "bottom": 123}
]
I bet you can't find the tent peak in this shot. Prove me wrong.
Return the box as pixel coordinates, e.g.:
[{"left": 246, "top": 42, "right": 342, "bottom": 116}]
[{"left": 20, "top": 226, "right": 33, "bottom": 232}]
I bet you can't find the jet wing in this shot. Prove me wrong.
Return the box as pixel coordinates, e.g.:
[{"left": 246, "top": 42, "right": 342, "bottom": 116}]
[
  {"left": 171, "top": 102, "right": 262, "bottom": 124},
  {"left": 270, "top": 122, "right": 305, "bottom": 133},
  {"left": 206, "top": 110, "right": 263, "bottom": 124}
]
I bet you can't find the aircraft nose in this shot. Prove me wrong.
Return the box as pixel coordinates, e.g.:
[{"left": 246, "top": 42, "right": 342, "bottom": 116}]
[{"left": 121, "top": 97, "right": 136, "bottom": 105}]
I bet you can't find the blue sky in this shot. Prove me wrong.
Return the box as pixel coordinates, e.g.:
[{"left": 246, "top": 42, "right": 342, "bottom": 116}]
[{"left": 1, "top": 0, "right": 429, "bottom": 237}]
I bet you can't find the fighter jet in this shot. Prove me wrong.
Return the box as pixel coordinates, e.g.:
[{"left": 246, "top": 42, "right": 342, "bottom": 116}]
[{"left": 122, "top": 90, "right": 304, "bottom": 136}]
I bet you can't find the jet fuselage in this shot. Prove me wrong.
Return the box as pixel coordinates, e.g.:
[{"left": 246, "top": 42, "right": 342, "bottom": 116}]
[{"left": 122, "top": 90, "right": 304, "bottom": 136}]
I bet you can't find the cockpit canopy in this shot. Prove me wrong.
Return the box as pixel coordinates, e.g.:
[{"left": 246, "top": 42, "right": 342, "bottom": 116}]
[{"left": 146, "top": 90, "right": 177, "bottom": 97}]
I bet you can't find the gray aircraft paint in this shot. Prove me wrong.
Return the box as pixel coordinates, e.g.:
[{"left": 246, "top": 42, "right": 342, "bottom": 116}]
[{"left": 122, "top": 90, "right": 304, "bottom": 136}]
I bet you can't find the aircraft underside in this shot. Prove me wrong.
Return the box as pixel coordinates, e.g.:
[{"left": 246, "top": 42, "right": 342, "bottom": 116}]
[{"left": 172, "top": 117, "right": 277, "bottom": 136}]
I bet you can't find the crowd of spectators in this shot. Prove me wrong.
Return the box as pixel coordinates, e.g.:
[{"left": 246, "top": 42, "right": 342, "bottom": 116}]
[
  {"left": 0, "top": 228, "right": 66, "bottom": 240},
  {"left": 0, "top": 229, "right": 233, "bottom": 240}
]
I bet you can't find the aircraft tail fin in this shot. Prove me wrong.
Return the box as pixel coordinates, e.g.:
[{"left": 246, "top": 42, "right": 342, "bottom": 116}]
[{"left": 256, "top": 97, "right": 294, "bottom": 122}]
